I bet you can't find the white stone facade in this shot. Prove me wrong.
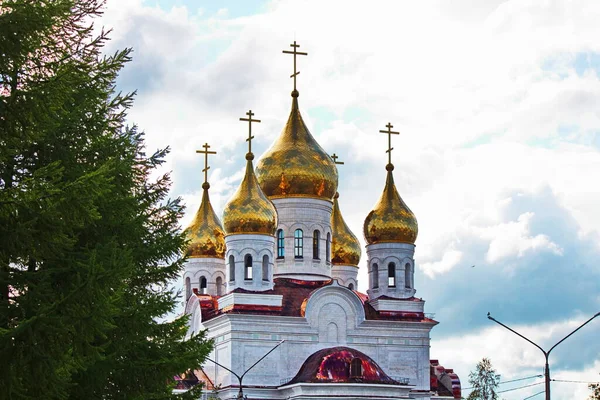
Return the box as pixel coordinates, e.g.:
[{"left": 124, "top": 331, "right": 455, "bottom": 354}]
[
  {"left": 366, "top": 242, "right": 417, "bottom": 299},
  {"left": 272, "top": 198, "right": 333, "bottom": 281},
  {"left": 183, "top": 257, "right": 226, "bottom": 297},
  {"left": 225, "top": 233, "right": 275, "bottom": 292},
  {"left": 199, "top": 281, "right": 436, "bottom": 399},
  {"left": 331, "top": 264, "right": 358, "bottom": 289}
]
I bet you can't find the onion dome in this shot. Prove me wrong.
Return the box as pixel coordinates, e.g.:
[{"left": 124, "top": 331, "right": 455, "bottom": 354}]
[
  {"left": 255, "top": 93, "right": 338, "bottom": 201},
  {"left": 222, "top": 152, "right": 278, "bottom": 235},
  {"left": 331, "top": 192, "right": 361, "bottom": 266},
  {"left": 289, "top": 346, "right": 399, "bottom": 385},
  {"left": 185, "top": 182, "right": 226, "bottom": 258},
  {"left": 363, "top": 164, "right": 418, "bottom": 244}
]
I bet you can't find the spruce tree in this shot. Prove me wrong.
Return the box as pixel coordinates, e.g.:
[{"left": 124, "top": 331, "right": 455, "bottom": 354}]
[
  {"left": 466, "top": 358, "right": 501, "bottom": 400},
  {"left": 0, "top": 1, "right": 212, "bottom": 399},
  {"left": 590, "top": 382, "right": 600, "bottom": 400}
]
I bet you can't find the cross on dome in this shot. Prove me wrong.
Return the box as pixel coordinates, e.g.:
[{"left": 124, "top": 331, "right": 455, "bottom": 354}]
[
  {"left": 331, "top": 153, "right": 344, "bottom": 165},
  {"left": 196, "top": 142, "right": 217, "bottom": 185},
  {"left": 282, "top": 40, "right": 307, "bottom": 94},
  {"left": 239, "top": 109, "right": 261, "bottom": 154},
  {"left": 379, "top": 122, "right": 400, "bottom": 166}
]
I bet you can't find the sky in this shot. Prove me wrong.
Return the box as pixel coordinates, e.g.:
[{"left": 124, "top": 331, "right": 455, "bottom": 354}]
[{"left": 99, "top": 1, "right": 600, "bottom": 398}]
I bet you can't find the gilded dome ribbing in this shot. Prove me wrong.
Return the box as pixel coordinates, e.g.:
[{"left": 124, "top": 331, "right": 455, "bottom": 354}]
[
  {"left": 185, "top": 182, "right": 226, "bottom": 258},
  {"left": 331, "top": 192, "right": 361, "bottom": 266},
  {"left": 363, "top": 164, "right": 418, "bottom": 244},
  {"left": 255, "top": 94, "right": 338, "bottom": 201},
  {"left": 223, "top": 153, "right": 278, "bottom": 235}
]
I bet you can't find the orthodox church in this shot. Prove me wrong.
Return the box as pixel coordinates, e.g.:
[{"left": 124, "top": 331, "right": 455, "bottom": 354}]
[{"left": 181, "top": 42, "right": 461, "bottom": 399}]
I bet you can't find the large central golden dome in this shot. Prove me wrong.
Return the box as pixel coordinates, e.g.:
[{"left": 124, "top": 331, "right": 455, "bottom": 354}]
[
  {"left": 255, "top": 94, "right": 338, "bottom": 201},
  {"left": 331, "top": 193, "right": 361, "bottom": 266},
  {"left": 223, "top": 153, "right": 278, "bottom": 235},
  {"left": 363, "top": 164, "right": 418, "bottom": 244}
]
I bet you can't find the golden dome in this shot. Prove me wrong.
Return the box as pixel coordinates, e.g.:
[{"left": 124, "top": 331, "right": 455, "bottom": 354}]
[
  {"left": 255, "top": 93, "right": 338, "bottom": 201},
  {"left": 185, "top": 182, "right": 226, "bottom": 258},
  {"left": 363, "top": 164, "right": 418, "bottom": 244},
  {"left": 331, "top": 192, "right": 361, "bottom": 266},
  {"left": 223, "top": 153, "right": 278, "bottom": 235}
]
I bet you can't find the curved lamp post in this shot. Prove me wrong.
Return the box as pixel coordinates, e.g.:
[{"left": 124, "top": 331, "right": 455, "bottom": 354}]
[
  {"left": 206, "top": 339, "right": 285, "bottom": 399},
  {"left": 487, "top": 311, "right": 599, "bottom": 400}
]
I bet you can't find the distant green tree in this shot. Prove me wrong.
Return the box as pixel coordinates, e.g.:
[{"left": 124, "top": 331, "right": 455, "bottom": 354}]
[
  {"left": 590, "top": 382, "right": 600, "bottom": 400},
  {"left": 466, "top": 358, "right": 501, "bottom": 400},
  {"left": 0, "top": 1, "right": 212, "bottom": 399}
]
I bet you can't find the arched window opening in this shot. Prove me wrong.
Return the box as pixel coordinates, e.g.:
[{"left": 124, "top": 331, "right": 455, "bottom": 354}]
[
  {"left": 405, "top": 263, "right": 411, "bottom": 289},
  {"left": 244, "top": 254, "right": 253, "bottom": 280},
  {"left": 348, "top": 283, "right": 354, "bottom": 290},
  {"left": 350, "top": 358, "right": 362, "bottom": 377},
  {"left": 277, "top": 229, "right": 285, "bottom": 259},
  {"left": 185, "top": 277, "right": 191, "bottom": 299},
  {"left": 294, "top": 229, "right": 303, "bottom": 258},
  {"left": 216, "top": 277, "right": 223, "bottom": 296},
  {"left": 313, "top": 230, "right": 320, "bottom": 260},
  {"left": 200, "top": 276, "right": 207, "bottom": 294},
  {"left": 229, "top": 255, "right": 235, "bottom": 282},
  {"left": 262, "top": 255, "right": 269, "bottom": 281},
  {"left": 372, "top": 263, "right": 379, "bottom": 289},
  {"left": 388, "top": 262, "right": 396, "bottom": 287},
  {"left": 326, "top": 233, "right": 331, "bottom": 262}
]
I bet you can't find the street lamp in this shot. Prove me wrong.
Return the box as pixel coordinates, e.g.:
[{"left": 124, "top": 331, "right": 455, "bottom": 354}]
[
  {"left": 205, "top": 339, "right": 285, "bottom": 399},
  {"left": 487, "top": 311, "right": 600, "bottom": 400}
]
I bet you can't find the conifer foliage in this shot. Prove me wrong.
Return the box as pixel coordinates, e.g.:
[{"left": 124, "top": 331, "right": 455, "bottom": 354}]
[
  {"left": 467, "top": 358, "right": 501, "bottom": 400},
  {"left": 0, "top": 1, "right": 212, "bottom": 398},
  {"left": 590, "top": 382, "right": 600, "bottom": 400}
]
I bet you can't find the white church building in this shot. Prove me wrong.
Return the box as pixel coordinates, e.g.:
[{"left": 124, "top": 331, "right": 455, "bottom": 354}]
[{"left": 180, "top": 43, "right": 461, "bottom": 400}]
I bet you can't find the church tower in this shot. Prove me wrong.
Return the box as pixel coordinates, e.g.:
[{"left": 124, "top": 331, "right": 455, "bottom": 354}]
[
  {"left": 183, "top": 143, "right": 226, "bottom": 297},
  {"left": 255, "top": 44, "right": 338, "bottom": 281},
  {"left": 364, "top": 123, "right": 418, "bottom": 300},
  {"left": 222, "top": 112, "right": 278, "bottom": 292}
]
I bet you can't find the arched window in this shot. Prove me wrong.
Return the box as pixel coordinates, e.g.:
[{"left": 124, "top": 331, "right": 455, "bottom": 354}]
[
  {"left": 277, "top": 229, "right": 284, "bottom": 259},
  {"left": 200, "top": 276, "right": 207, "bottom": 294},
  {"left": 350, "top": 358, "right": 362, "bottom": 377},
  {"left": 372, "top": 263, "right": 379, "bottom": 289},
  {"left": 229, "top": 255, "right": 235, "bottom": 282},
  {"left": 216, "top": 276, "right": 223, "bottom": 296},
  {"left": 262, "top": 255, "right": 269, "bottom": 281},
  {"left": 294, "top": 229, "right": 303, "bottom": 258},
  {"left": 388, "top": 262, "right": 396, "bottom": 287},
  {"left": 326, "top": 233, "right": 331, "bottom": 262},
  {"left": 244, "top": 254, "right": 253, "bottom": 280},
  {"left": 312, "top": 230, "right": 320, "bottom": 260},
  {"left": 348, "top": 283, "right": 354, "bottom": 290},
  {"left": 185, "top": 277, "right": 191, "bottom": 299},
  {"left": 405, "top": 263, "right": 411, "bottom": 289}
]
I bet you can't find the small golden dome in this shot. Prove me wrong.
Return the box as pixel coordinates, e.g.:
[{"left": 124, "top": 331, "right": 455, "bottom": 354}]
[
  {"left": 256, "top": 94, "right": 338, "bottom": 201},
  {"left": 331, "top": 192, "right": 361, "bottom": 266},
  {"left": 223, "top": 153, "right": 278, "bottom": 235},
  {"left": 363, "top": 164, "right": 418, "bottom": 244},
  {"left": 185, "top": 182, "right": 226, "bottom": 258}
]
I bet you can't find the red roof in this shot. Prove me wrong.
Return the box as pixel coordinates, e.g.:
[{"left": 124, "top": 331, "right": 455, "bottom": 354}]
[
  {"left": 196, "top": 278, "right": 435, "bottom": 323},
  {"left": 288, "top": 346, "right": 403, "bottom": 385}
]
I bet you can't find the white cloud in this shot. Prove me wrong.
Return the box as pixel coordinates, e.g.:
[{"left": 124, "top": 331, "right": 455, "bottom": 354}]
[
  {"left": 421, "top": 249, "right": 463, "bottom": 278},
  {"left": 483, "top": 212, "right": 564, "bottom": 263}
]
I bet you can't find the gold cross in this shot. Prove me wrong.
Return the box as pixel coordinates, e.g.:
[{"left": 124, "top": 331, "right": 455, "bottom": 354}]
[
  {"left": 379, "top": 122, "right": 400, "bottom": 165},
  {"left": 196, "top": 143, "right": 217, "bottom": 184},
  {"left": 282, "top": 40, "right": 308, "bottom": 91},
  {"left": 239, "top": 109, "right": 261, "bottom": 153},
  {"left": 331, "top": 153, "right": 344, "bottom": 165}
]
